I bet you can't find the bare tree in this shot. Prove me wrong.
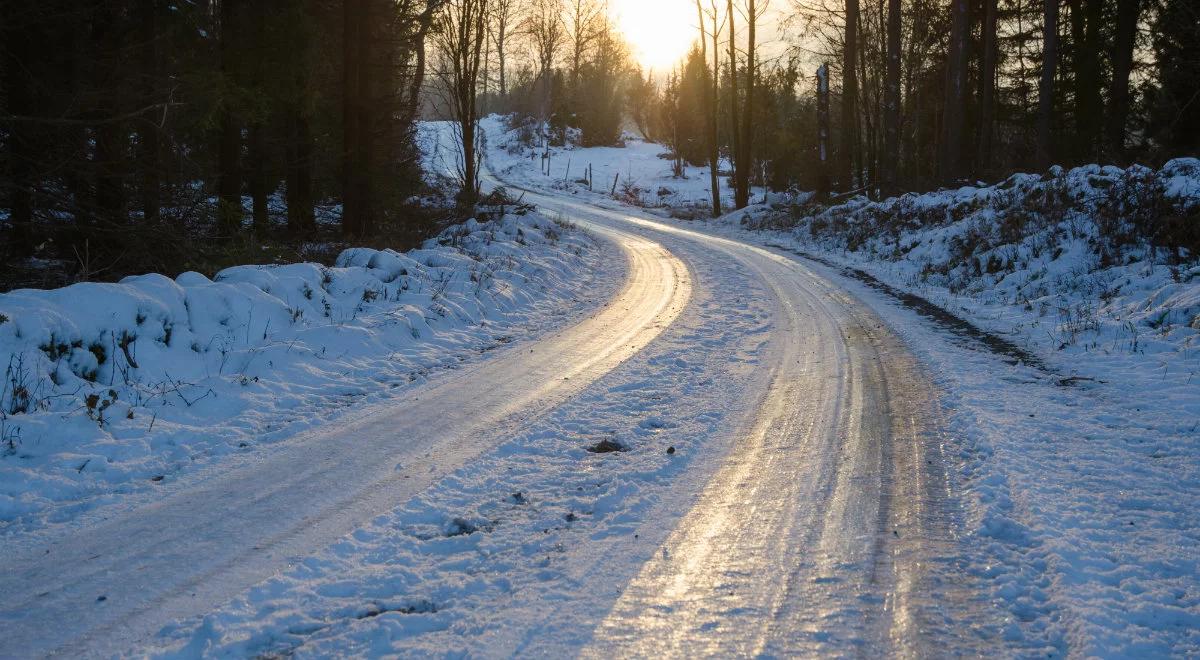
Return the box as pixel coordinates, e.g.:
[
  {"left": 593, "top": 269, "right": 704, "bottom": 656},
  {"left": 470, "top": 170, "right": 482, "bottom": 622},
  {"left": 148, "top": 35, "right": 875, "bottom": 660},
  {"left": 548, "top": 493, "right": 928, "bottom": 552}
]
[
  {"left": 565, "top": 0, "right": 604, "bottom": 95},
  {"left": 525, "top": 0, "right": 564, "bottom": 132},
  {"left": 489, "top": 0, "right": 525, "bottom": 99},
  {"left": 400, "top": 0, "right": 447, "bottom": 129},
  {"left": 435, "top": 0, "right": 491, "bottom": 203},
  {"left": 727, "top": 0, "right": 739, "bottom": 198},
  {"left": 735, "top": 0, "right": 765, "bottom": 209},
  {"left": 698, "top": 0, "right": 725, "bottom": 216}
]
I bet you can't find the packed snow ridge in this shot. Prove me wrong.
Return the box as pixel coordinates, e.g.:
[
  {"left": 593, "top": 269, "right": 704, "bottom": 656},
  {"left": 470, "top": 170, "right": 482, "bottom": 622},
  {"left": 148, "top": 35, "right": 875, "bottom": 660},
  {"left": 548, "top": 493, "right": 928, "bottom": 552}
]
[{"left": 0, "top": 210, "right": 604, "bottom": 529}]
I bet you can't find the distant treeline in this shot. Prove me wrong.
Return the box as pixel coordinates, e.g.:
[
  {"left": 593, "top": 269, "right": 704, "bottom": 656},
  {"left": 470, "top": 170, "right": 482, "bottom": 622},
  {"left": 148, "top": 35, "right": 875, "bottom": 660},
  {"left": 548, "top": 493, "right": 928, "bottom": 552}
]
[
  {"left": 632, "top": 0, "right": 1198, "bottom": 206},
  {"left": 2, "top": 0, "right": 1197, "bottom": 280}
]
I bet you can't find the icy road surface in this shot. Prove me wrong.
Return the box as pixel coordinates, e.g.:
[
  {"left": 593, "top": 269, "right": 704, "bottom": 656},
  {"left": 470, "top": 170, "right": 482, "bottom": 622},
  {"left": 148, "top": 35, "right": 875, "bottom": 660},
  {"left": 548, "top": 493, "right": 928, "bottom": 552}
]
[
  {"left": 0, "top": 176, "right": 995, "bottom": 656},
  {"left": 498, "top": 185, "right": 997, "bottom": 657}
]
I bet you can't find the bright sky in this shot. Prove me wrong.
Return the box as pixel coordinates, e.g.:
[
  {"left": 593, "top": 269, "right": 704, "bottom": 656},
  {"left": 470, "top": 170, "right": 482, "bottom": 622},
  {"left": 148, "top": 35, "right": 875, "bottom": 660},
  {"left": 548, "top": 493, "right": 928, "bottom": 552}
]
[
  {"left": 610, "top": 0, "right": 789, "bottom": 74},
  {"left": 610, "top": 0, "right": 700, "bottom": 72}
]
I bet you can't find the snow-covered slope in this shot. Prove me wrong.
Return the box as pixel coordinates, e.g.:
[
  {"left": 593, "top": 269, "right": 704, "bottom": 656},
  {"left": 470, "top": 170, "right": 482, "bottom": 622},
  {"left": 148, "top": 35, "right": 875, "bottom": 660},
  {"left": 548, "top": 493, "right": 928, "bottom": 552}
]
[
  {"left": 0, "top": 212, "right": 609, "bottom": 531},
  {"left": 730, "top": 160, "right": 1200, "bottom": 398}
]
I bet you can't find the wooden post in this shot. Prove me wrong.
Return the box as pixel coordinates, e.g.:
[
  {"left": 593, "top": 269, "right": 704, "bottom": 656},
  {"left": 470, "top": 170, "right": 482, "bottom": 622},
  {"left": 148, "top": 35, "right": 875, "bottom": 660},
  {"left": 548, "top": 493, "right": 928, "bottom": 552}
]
[{"left": 611, "top": 173, "right": 620, "bottom": 196}]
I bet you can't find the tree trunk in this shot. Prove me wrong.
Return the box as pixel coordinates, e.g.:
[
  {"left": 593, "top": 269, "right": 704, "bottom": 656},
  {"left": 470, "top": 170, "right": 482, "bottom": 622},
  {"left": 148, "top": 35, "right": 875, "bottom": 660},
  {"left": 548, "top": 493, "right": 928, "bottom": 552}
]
[
  {"left": 703, "top": 0, "right": 722, "bottom": 216},
  {"left": 1105, "top": 0, "right": 1139, "bottom": 161},
  {"left": 139, "top": 0, "right": 161, "bottom": 224},
  {"left": 816, "top": 64, "right": 832, "bottom": 198},
  {"left": 977, "top": 0, "right": 999, "bottom": 177},
  {"left": 858, "top": 6, "right": 873, "bottom": 191},
  {"left": 249, "top": 123, "right": 269, "bottom": 237},
  {"left": 355, "top": 2, "right": 374, "bottom": 236},
  {"left": 497, "top": 14, "right": 507, "bottom": 99},
  {"left": 841, "top": 0, "right": 859, "bottom": 192},
  {"left": 286, "top": 110, "right": 316, "bottom": 236},
  {"left": 286, "top": 0, "right": 315, "bottom": 238},
  {"left": 250, "top": 0, "right": 268, "bottom": 238},
  {"left": 882, "top": 0, "right": 901, "bottom": 195},
  {"left": 2, "top": 3, "right": 34, "bottom": 254},
  {"left": 461, "top": 117, "right": 477, "bottom": 202},
  {"left": 217, "top": 0, "right": 242, "bottom": 238},
  {"left": 343, "top": 0, "right": 363, "bottom": 237},
  {"left": 1038, "top": 0, "right": 1059, "bottom": 168},
  {"left": 735, "top": 0, "right": 755, "bottom": 209},
  {"left": 1078, "top": 0, "right": 1102, "bottom": 162},
  {"left": 461, "top": 0, "right": 488, "bottom": 204},
  {"left": 94, "top": 2, "right": 128, "bottom": 227},
  {"left": 727, "top": 0, "right": 739, "bottom": 188},
  {"left": 940, "top": 0, "right": 969, "bottom": 182}
]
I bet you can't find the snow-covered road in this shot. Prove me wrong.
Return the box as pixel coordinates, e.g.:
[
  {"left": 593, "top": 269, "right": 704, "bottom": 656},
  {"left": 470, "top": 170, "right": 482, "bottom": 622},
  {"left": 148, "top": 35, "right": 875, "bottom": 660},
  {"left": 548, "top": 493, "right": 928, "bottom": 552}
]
[
  {"left": 491, "top": 185, "right": 998, "bottom": 656},
  {"left": 0, "top": 219, "right": 690, "bottom": 656},
  {"left": 1, "top": 171, "right": 993, "bottom": 657}
]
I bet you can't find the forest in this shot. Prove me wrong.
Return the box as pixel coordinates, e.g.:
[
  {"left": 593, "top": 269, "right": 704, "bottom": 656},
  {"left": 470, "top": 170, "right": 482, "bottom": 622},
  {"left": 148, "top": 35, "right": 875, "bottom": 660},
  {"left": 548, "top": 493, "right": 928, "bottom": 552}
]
[{"left": 1, "top": 0, "right": 1197, "bottom": 287}]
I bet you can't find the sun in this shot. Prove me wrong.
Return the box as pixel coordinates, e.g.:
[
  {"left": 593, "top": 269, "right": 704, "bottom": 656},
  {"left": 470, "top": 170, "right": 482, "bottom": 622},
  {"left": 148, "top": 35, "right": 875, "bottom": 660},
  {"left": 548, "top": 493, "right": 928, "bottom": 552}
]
[{"left": 611, "top": 0, "right": 699, "bottom": 72}]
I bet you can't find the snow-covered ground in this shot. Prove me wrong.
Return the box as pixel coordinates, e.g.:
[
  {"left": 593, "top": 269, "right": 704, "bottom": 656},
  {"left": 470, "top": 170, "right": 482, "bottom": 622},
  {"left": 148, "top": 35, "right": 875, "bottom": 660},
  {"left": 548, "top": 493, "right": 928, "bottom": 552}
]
[
  {"left": 480, "top": 121, "right": 1200, "bottom": 656},
  {"left": 0, "top": 210, "right": 611, "bottom": 532},
  {"left": 470, "top": 115, "right": 740, "bottom": 213},
  {"left": 3, "top": 115, "right": 1197, "bottom": 657}
]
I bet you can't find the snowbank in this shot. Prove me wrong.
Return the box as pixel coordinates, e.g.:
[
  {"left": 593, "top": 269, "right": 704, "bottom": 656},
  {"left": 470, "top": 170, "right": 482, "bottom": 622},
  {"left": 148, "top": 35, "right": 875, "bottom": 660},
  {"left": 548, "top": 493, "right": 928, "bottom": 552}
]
[
  {"left": 750, "top": 159, "right": 1200, "bottom": 366},
  {"left": 0, "top": 212, "right": 608, "bottom": 530}
]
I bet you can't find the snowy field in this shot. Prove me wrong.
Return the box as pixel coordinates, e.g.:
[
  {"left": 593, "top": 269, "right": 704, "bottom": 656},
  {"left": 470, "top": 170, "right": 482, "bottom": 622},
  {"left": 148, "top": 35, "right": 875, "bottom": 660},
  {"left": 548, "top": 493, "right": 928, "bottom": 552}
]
[
  {"left": 0, "top": 210, "right": 614, "bottom": 532},
  {"left": 481, "top": 121, "right": 1200, "bottom": 656},
  {"left": 474, "top": 115, "right": 739, "bottom": 212}
]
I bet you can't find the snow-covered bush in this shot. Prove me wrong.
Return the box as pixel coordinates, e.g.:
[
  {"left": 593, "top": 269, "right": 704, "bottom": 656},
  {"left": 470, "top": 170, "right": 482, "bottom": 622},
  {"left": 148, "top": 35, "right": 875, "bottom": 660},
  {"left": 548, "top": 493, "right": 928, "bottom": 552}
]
[
  {"left": 790, "top": 160, "right": 1200, "bottom": 274},
  {"left": 749, "top": 159, "right": 1200, "bottom": 356}
]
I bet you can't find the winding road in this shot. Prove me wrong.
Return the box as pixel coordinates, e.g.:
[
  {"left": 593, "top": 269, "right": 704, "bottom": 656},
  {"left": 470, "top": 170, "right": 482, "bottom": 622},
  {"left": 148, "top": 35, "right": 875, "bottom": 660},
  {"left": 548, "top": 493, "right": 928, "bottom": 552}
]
[
  {"left": 501, "top": 183, "right": 994, "bottom": 657},
  {"left": 0, "top": 170, "right": 989, "bottom": 657}
]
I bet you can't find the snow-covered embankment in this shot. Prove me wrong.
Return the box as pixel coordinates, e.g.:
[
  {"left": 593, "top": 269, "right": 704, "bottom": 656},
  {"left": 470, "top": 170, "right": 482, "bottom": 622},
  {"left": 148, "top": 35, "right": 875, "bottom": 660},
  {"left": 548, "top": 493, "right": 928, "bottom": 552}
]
[{"left": 0, "top": 212, "right": 610, "bottom": 530}]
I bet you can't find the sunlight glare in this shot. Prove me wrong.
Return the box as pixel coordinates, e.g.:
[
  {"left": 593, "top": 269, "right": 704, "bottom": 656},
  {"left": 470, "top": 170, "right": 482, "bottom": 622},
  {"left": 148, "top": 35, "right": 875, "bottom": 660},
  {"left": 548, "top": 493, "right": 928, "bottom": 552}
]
[{"left": 611, "top": 0, "right": 698, "bottom": 72}]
